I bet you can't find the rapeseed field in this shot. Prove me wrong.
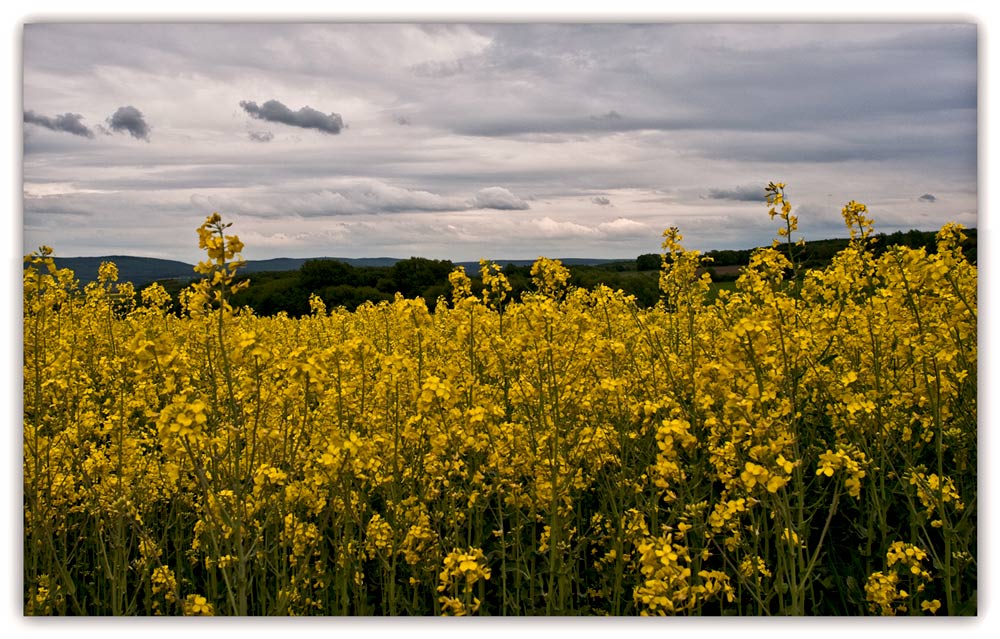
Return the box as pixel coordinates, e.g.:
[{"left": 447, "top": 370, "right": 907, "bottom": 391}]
[{"left": 23, "top": 185, "right": 976, "bottom": 615}]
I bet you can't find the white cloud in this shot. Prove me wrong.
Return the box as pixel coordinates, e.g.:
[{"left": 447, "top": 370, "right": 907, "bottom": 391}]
[
  {"left": 597, "top": 217, "right": 650, "bottom": 238},
  {"left": 528, "top": 216, "right": 597, "bottom": 238},
  {"left": 520, "top": 216, "right": 650, "bottom": 241}
]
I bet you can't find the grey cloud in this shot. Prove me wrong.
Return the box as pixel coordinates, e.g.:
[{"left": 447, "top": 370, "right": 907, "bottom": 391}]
[
  {"left": 451, "top": 115, "right": 686, "bottom": 138},
  {"left": 24, "top": 189, "right": 199, "bottom": 228},
  {"left": 351, "top": 182, "right": 462, "bottom": 213},
  {"left": 707, "top": 185, "right": 768, "bottom": 202},
  {"left": 469, "top": 186, "right": 529, "bottom": 210},
  {"left": 410, "top": 58, "right": 466, "bottom": 78},
  {"left": 24, "top": 110, "right": 95, "bottom": 138},
  {"left": 107, "top": 106, "right": 150, "bottom": 141},
  {"left": 23, "top": 194, "right": 95, "bottom": 217},
  {"left": 248, "top": 130, "right": 274, "bottom": 143},
  {"left": 193, "top": 181, "right": 468, "bottom": 218},
  {"left": 428, "top": 23, "right": 975, "bottom": 147},
  {"left": 590, "top": 110, "right": 622, "bottom": 121},
  {"left": 207, "top": 183, "right": 532, "bottom": 218},
  {"left": 592, "top": 196, "right": 612, "bottom": 206},
  {"left": 919, "top": 193, "right": 937, "bottom": 203},
  {"left": 671, "top": 111, "right": 977, "bottom": 166},
  {"left": 240, "top": 99, "right": 344, "bottom": 134}
]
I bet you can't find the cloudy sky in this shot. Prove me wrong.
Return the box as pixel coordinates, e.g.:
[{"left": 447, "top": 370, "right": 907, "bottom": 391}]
[{"left": 22, "top": 21, "right": 978, "bottom": 262}]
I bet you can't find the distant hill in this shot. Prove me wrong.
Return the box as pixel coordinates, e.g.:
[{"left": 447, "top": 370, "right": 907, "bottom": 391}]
[
  {"left": 240, "top": 257, "right": 401, "bottom": 273},
  {"left": 454, "top": 258, "right": 623, "bottom": 271},
  {"left": 31, "top": 256, "right": 401, "bottom": 286},
  {"left": 35, "top": 255, "right": 625, "bottom": 286},
  {"left": 44, "top": 256, "right": 197, "bottom": 286}
]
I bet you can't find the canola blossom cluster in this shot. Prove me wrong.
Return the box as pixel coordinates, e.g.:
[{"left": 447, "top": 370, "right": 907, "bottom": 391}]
[{"left": 23, "top": 186, "right": 976, "bottom": 615}]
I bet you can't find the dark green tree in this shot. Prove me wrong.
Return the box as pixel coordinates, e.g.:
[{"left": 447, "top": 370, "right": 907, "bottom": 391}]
[
  {"left": 299, "top": 259, "right": 358, "bottom": 290},
  {"left": 635, "top": 253, "right": 660, "bottom": 271},
  {"left": 389, "top": 257, "right": 454, "bottom": 298}
]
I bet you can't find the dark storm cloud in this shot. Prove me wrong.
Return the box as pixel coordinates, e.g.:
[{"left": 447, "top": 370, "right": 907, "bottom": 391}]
[
  {"left": 107, "top": 106, "right": 151, "bottom": 141},
  {"left": 248, "top": 130, "right": 274, "bottom": 143},
  {"left": 706, "top": 185, "right": 768, "bottom": 202},
  {"left": 592, "top": 196, "right": 612, "bottom": 206},
  {"left": 240, "top": 99, "right": 344, "bottom": 134},
  {"left": 919, "top": 193, "right": 937, "bottom": 203},
  {"left": 24, "top": 110, "right": 95, "bottom": 138}
]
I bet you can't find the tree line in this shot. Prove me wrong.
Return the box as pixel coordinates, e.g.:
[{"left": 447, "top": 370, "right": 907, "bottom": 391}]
[{"left": 153, "top": 228, "right": 974, "bottom": 317}]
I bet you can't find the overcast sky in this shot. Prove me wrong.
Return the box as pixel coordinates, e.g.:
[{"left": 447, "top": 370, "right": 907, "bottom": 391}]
[{"left": 21, "top": 22, "right": 978, "bottom": 262}]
